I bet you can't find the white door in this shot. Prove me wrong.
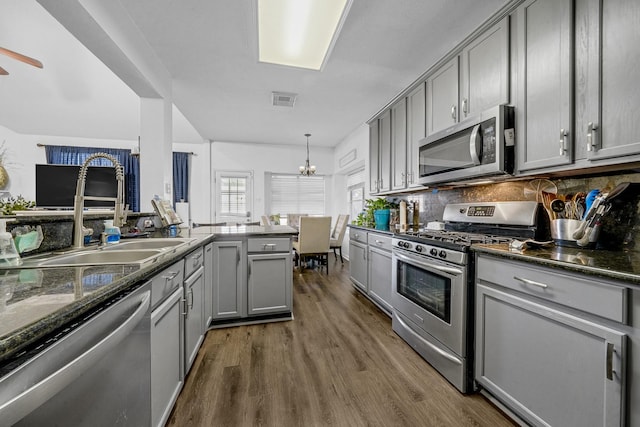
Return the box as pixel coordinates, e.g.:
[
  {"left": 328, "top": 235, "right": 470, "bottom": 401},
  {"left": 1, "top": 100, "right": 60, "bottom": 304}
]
[{"left": 214, "top": 171, "right": 253, "bottom": 224}]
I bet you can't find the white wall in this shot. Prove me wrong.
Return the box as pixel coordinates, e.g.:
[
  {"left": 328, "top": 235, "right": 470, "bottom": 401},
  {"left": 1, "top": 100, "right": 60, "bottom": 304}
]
[{"left": 186, "top": 141, "right": 336, "bottom": 224}]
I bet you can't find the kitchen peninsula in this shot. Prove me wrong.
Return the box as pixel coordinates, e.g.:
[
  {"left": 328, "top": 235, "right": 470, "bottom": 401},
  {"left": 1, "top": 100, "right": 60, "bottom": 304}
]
[{"left": 0, "top": 216, "right": 297, "bottom": 426}]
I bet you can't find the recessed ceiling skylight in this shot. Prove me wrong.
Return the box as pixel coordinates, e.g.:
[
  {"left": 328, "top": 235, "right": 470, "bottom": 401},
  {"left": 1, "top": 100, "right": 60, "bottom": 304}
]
[{"left": 258, "top": 0, "right": 352, "bottom": 71}]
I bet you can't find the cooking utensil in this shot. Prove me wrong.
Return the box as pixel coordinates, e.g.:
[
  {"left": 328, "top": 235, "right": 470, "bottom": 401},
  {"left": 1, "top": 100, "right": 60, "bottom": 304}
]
[
  {"left": 576, "top": 204, "right": 611, "bottom": 246},
  {"left": 550, "top": 199, "right": 565, "bottom": 215},
  {"left": 524, "top": 179, "right": 557, "bottom": 202},
  {"left": 572, "top": 182, "right": 631, "bottom": 241},
  {"left": 583, "top": 189, "right": 600, "bottom": 219}
]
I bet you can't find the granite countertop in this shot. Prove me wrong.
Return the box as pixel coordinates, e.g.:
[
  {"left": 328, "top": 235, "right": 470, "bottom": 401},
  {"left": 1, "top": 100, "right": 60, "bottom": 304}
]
[
  {"left": 472, "top": 243, "right": 640, "bottom": 286},
  {"left": 0, "top": 225, "right": 297, "bottom": 364},
  {"left": 348, "top": 224, "right": 395, "bottom": 235}
]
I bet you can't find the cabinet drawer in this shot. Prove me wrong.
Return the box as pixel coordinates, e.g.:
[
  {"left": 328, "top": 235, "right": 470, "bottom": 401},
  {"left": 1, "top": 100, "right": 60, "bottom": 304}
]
[
  {"left": 151, "top": 259, "right": 185, "bottom": 309},
  {"left": 349, "top": 229, "right": 368, "bottom": 244},
  {"left": 476, "top": 255, "right": 627, "bottom": 323},
  {"left": 367, "top": 232, "right": 392, "bottom": 251},
  {"left": 248, "top": 237, "right": 290, "bottom": 253},
  {"left": 185, "top": 247, "right": 204, "bottom": 278}
]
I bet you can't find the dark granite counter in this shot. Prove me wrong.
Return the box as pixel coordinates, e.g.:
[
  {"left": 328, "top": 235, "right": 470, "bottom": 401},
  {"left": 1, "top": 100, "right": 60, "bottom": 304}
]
[
  {"left": 0, "top": 224, "right": 297, "bottom": 364},
  {"left": 472, "top": 243, "right": 640, "bottom": 286}
]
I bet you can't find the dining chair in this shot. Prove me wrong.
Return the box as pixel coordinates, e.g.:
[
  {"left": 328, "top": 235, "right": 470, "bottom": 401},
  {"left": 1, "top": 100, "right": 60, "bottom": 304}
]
[
  {"left": 292, "top": 216, "right": 331, "bottom": 274},
  {"left": 329, "top": 214, "right": 350, "bottom": 263},
  {"left": 287, "top": 213, "right": 308, "bottom": 229},
  {"left": 261, "top": 215, "right": 272, "bottom": 226}
]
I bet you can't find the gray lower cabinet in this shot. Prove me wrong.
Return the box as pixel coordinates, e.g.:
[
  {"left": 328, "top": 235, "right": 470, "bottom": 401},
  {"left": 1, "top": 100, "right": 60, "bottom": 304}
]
[
  {"left": 348, "top": 229, "right": 368, "bottom": 293},
  {"left": 514, "top": 0, "right": 573, "bottom": 173},
  {"left": 150, "top": 260, "right": 185, "bottom": 427},
  {"left": 203, "top": 243, "right": 213, "bottom": 329},
  {"left": 367, "top": 233, "right": 392, "bottom": 314},
  {"left": 184, "top": 248, "right": 205, "bottom": 374},
  {"left": 212, "top": 240, "right": 244, "bottom": 319},
  {"left": 247, "top": 252, "right": 292, "bottom": 316},
  {"left": 475, "top": 254, "right": 626, "bottom": 427}
]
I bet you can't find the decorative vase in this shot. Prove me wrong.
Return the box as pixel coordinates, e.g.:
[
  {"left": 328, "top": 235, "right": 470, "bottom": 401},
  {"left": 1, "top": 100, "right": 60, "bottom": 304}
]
[
  {"left": 0, "top": 166, "right": 8, "bottom": 189},
  {"left": 374, "top": 209, "right": 390, "bottom": 230}
]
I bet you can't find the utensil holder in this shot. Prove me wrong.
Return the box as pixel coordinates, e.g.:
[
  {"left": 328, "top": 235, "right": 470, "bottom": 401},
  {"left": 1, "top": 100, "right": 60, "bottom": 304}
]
[{"left": 551, "top": 219, "right": 596, "bottom": 248}]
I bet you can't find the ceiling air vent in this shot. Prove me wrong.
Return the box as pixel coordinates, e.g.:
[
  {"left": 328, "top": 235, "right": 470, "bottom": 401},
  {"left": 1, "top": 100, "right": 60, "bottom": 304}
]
[{"left": 272, "top": 91, "right": 297, "bottom": 107}]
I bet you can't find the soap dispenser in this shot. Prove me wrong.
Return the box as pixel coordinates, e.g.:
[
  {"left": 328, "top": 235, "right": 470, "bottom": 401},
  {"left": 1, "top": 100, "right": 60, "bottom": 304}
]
[{"left": 0, "top": 219, "right": 22, "bottom": 266}]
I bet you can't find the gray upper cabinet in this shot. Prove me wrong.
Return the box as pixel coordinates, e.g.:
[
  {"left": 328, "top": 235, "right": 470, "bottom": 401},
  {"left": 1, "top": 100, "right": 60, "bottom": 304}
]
[
  {"left": 369, "top": 110, "right": 391, "bottom": 194},
  {"left": 427, "top": 57, "right": 459, "bottom": 136},
  {"left": 515, "top": 0, "right": 573, "bottom": 173},
  {"left": 460, "top": 16, "right": 510, "bottom": 119},
  {"left": 406, "top": 83, "right": 425, "bottom": 188},
  {"left": 575, "top": 0, "right": 640, "bottom": 163},
  {"left": 391, "top": 98, "right": 407, "bottom": 191}
]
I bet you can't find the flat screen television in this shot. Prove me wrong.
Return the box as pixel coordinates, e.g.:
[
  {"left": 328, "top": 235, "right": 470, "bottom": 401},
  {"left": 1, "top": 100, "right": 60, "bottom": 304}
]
[{"left": 35, "top": 164, "right": 119, "bottom": 209}]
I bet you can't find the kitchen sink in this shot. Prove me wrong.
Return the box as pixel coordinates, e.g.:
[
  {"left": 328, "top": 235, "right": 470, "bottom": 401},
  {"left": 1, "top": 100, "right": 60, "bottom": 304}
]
[
  {"left": 36, "top": 249, "right": 165, "bottom": 267},
  {"left": 99, "top": 238, "right": 197, "bottom": 251}
]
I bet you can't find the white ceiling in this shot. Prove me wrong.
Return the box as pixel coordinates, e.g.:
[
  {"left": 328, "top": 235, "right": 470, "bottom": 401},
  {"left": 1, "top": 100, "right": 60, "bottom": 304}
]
[{"left": 0, "top": 0, "right": 509, "bottom": 147}]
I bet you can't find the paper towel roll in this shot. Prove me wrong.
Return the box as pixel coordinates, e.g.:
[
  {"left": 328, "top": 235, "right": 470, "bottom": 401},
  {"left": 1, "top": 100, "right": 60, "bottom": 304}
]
[
  {"left": 399, "top": 200, "right": 407, "bottom": 232},
  {"left": 175, "top": 202, "right": 190, "bottom": 228}
]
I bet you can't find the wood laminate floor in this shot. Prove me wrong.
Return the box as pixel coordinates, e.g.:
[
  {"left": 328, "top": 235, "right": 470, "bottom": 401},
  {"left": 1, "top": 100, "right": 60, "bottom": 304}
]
[{"left": 167, "top": 258, "right": 516, "bottom": 427}]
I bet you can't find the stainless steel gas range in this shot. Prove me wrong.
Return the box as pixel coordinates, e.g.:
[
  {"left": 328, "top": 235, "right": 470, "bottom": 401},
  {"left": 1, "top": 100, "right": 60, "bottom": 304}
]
[{"left": 391, "top": 201, "right": 547, "bottom": 393}]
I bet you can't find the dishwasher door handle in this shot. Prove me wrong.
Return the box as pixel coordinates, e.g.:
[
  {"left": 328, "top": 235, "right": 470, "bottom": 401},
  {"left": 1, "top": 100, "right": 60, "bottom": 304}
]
[{"left": 0, "top": 290, "right": 150, "bottom": 426}]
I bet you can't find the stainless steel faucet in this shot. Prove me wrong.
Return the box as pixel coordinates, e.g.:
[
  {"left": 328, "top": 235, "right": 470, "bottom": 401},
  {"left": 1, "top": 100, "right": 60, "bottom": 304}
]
[{"left": 73, "top": 153, "right": 126, "bottom": 248}]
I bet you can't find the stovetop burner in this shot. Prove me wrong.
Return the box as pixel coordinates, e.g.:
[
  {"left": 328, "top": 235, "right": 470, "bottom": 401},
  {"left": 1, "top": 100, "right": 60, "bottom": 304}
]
[{"left": 402, "top": 229, "right": 516, "bottom": 246}]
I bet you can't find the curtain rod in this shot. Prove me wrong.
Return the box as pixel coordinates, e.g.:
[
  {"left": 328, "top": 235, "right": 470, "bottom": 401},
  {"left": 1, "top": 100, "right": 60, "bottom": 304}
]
[{"left": 36, "top": 143, "right": 196, "bottom": 155}]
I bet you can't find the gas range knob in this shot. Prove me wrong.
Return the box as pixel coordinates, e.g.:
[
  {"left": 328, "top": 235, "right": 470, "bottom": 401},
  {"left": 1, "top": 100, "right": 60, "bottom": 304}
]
[
  {"left": 397, "top": 241, "right": 404, "bottom": 247},
  {"left": 439, "top": 250, "right": 447, "bottom": 259},
  {"left": 430, "top": 248, "right": 438, "bottom": 256},
  {"left": 416, "top": 245, "right": 423, "bottom": 253},
  {"left": 404, "top": 241, "right": 412, "bottom": 249}
]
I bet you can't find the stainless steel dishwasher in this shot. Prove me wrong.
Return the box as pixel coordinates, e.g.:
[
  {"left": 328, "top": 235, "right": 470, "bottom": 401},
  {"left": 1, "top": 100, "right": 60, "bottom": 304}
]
[{"left": 0, "top": 282, "right": 151, "bottom": 426}]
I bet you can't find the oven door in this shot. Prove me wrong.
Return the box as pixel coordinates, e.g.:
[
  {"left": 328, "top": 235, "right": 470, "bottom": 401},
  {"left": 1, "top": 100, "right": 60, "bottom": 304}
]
[{"left": 391, "top": 249, "right": 468, "bottom": 356}]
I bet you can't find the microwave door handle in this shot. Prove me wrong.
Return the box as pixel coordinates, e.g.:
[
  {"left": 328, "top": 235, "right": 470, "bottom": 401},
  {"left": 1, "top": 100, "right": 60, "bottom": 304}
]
[{"left": 469, "top": 124, "right": 482, "bottom": 165}]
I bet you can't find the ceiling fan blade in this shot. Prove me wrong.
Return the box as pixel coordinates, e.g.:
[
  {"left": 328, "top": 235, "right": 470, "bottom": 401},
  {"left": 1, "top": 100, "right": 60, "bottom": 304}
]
[
  {"left": 0, "top": 65, "right": 8, "bottom": 75},
  {"left": 0, "top": 46, "right": 43, "bottom": 69}
]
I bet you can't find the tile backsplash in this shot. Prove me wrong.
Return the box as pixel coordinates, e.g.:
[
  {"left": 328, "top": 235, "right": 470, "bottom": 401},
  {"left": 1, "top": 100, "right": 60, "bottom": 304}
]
[{"left": 385, "top": 171, "right": 640, "bottom": 250}]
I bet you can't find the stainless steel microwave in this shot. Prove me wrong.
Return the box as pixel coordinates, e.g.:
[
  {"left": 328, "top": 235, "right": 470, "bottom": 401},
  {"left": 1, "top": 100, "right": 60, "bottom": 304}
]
[{"left": 418, "top": 105, "right": 515, "bottom": 186}]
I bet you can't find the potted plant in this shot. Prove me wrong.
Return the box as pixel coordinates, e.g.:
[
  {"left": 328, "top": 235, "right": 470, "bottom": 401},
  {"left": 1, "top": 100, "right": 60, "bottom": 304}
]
[{"left": 356, "top": 198, "right": 398, "bottom": 230}]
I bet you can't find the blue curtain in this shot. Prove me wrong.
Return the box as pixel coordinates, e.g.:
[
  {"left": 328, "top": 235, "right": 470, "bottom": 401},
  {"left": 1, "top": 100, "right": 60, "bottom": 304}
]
[
  {"left": 45, "top": 145, "right": 140, "bottom": 212},
  {"left": 173, "top": 152, "right": 189, "bottom": 203}
]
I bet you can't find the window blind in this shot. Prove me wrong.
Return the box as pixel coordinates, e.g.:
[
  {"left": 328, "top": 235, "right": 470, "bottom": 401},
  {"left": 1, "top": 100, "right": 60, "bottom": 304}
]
[{"left": 269, "top": 174, "right": 325, "bottom": 216}]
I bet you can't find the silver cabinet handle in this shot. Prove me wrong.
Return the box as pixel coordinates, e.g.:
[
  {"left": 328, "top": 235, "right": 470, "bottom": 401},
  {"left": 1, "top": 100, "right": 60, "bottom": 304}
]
[
  {"left": 263, "top": 243, "right": 276, "bottom": 251},
  {"left": 188, "top": 288, "right": 194, "bottom": 310},
  {"left": 462, "top": 98, "right": 468, "bottom": 116},
  {"left": 0, "top": 291, "right": 150, "bottom": 426},
  {"left": 606, "top": 342, "right": 616, "bottom": 381},
  {"left": 162, "top": 271, "right": 179, "bottom": 281},
  {"left": 587, "top": 122, "right": 599, "bottom": 152},
  {"left": 451, "top": 105, "right": 457, "bottom": 121},
  {"left": 181, "top": 297, "right": 187, "bottom": 316},
  {"left": 513, "top": 276, "right": 548, "bottom": 289},
  {"left": 559, "top": 129, "right": 568, "bottom": 155}
]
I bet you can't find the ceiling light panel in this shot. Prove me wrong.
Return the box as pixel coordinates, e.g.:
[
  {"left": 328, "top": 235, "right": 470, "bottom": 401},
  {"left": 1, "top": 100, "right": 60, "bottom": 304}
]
[{"left": 258, "top": 0, "right": 351, "bottom": 70}]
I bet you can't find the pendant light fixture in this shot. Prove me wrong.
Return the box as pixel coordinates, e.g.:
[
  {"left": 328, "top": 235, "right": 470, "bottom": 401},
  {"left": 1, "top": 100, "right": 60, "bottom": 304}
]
[{"left": 299, "top": 133, "right": 316, "bottom": 176}]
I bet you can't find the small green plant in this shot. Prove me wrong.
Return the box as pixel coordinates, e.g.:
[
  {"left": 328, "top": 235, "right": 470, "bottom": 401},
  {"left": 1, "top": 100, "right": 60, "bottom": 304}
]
[
  {"left": 0, "top": 195, "right": 35, "bottom": 215},
  {"left": 353, "top": 198, "right": 398, "bottom": 227}
]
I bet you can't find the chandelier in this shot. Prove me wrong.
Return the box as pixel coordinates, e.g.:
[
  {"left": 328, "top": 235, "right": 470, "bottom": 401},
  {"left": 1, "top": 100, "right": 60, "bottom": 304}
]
[{"left": 299, "top": 133, "right": 316, "bottom": 176}]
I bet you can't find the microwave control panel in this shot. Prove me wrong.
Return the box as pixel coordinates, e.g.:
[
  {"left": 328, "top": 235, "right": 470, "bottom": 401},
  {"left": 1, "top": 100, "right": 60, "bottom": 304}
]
[{"left": 481, "top": 119, "right": 497, "bottom": 164}]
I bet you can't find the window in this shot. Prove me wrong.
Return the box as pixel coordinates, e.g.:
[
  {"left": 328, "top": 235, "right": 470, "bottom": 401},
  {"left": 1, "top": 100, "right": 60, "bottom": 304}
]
[
  {"left": 267, "top": 174, "right": 325, "bottom": 223},
  {"left": 215, "top": 171, "right": 253, "bottom": 223},
  {"left": 347, "top": 168, "right": 365, "bottom": 222}
]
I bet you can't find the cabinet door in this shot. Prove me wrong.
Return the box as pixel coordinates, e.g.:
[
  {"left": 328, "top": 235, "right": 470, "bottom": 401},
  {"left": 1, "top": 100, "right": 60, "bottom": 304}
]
[
  {"left": 427, "top": 57, "right": 459, "bottom": 136},
  {"left": 476, "top": 283, "right": 625, "bottom": 427},
  {"left": 349, "top": 240, "right": 367, "bottom": 292},
  {"left": 203, "top": 243, "right": 213, "bottom": 329},
  {"left": 184, "top": 267, "right": 204, "bottom": 374},
  {"left": 151, "top": 287, "right": 183, "bottom": 427},
  {"left": 406, "top": 83, "right": 425, "bottom": 187},
  {"left": 369, "top": 121, "right": 380, "bottom": 193},
  {"left": 367, "top": 246, "right": 392, "bottom": 314},
  {"left": 378, "top": 110, "right": 392, "bottom": 192},
  {"left": 460, "top": 16, "right": 509, "bottom": 119},
  {"left": 247, "top": 253, "right": 292, "bottom": 316},
  {"left": 391, "top": 98, "right": 407, "bottom": 191},
  {"left": 515, "top": 0, "right": 573, "bottom": 172},
  {"left": 577, "top": 0, "right": 640, "bottom": 161},
  {"left": 212, "top": 241, "right": 243, "bottom": 319}
]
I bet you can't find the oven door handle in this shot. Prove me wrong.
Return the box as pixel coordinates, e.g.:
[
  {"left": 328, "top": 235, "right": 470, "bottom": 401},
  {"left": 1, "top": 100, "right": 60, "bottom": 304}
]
[
  {"left": 393, "top": 251, "right": 463, "bottom": 276},
  {"left": 469, "top": 123, "right": 482, "bottom": 165},
  {"left": 394, "top": 313, "right": 462, "bottom": 366}
]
